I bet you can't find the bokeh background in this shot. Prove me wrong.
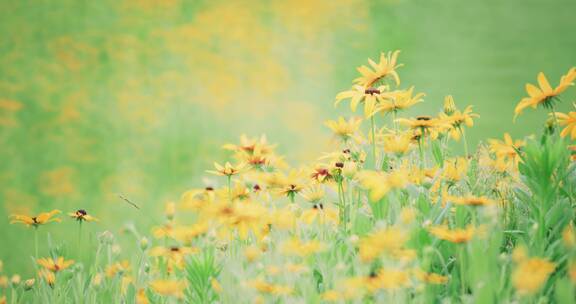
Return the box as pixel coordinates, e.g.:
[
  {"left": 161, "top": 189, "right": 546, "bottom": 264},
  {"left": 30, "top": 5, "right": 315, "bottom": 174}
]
[{"left": 1, "top": 0, "right": 575, "bottom": 274}]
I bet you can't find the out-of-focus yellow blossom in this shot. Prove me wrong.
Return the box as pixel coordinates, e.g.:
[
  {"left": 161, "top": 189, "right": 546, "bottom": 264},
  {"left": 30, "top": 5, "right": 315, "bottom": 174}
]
[
  {"left": 179, "top": 187, "right": 216, "bottom": 211},
  {"left": 358, "top": 169, "right": 410, "bottom": 201},
  {"left": 359, "top": 227, "right": 407, "bottom": 262},
  {"left": 324, "top": 116, "right": 362, "bottom": 142},
  {"left": 399, "top": 207, "right": 417, "bottom": 224},
  {"left": 345, "top": 269, "right": 411, "bottom": 294},
  {"left": 552, "top": 108, "right": 576, "bottom": 139},
  {"left": 247, "top": 278, "right": 293, "bottom": 296},
  {"left": 244, "top": 245, "right": 263, "bottom": 262},
  {"left": 442, "top": 157, "right": 468, "bottom": 183},
  {"left": 150, "top": 246, "right": 199, "bottom": 271},
  {"left": 149, "top": 279, "right": 187, "bottom": 298},
  {"left": 38, "top": 270, "right": 55, "bottom": 287},
  {"left": 10, "top": 210, "right": 61, "bottom": 227},
  {"left": 267, "top": 207, "right": 296, "bottom": 230},
  {"left": 562, "top": 224, "right": 575, "bottom": 248},
  {"left": 300, "top": 205, "right": 339, "bottom": 226},
  {"left": 68, "top": 209, "right": 98, "bottom": 222},
  {"left": 211, "top": 278, "right": 223, "bottom": 293},
  {"left": 397, "top": 116, "right": 450, "bottom": 132},
  {"left": 376, "top": 86, "right": 424, "bottom": 114},
  {"left": 105, "top": 260, "right": 130, "bottom": 278},
  {"left": 24, "top": 278, "right": 34, "bottom": 290},
  {"left": 428, "top": 225, "right": 474, "bottom": 243},
  {"left": 223, "top": 134, "right": 276, "bottom": 156},
  {"left": 207, "top": 162, "right": 245, "bottom": 177},
  {"left": 569, "top": 262, "right": 576, "bottom": 284},
  {"left": 300, "top": 185, "right": 325, "bottom": 204},
  {"left": 382, "top": 132, "right": 413, "bottom": 156},
  {"left": 136, "top": 288, "right": 149, "bottom": 304},
  {"left": 354, "top": 50, "right": 403, "bottom": 88},
  {"left": 444, "top": 192, "right": 495, "bottom": 207},
  {"left": 514, "top": 68, "right": 576, "bottom": 119},
  {"left": 92, "top": 273, "right": 103, "bottom": 287},
  {"left": 37, "top": 257, "right": 74, "bottom": 272},
  {"left": 164, "top": 202, "right": 176, "bottom": 220},
  {"left": 439, "top": 104, "right": 479, "bottom": 141},
  {"left": 414, "top": 269, "right": 449, "bottom": 285},
  {"left": 488, "top": 133, "right": 525, "bottom": 163},
  {"left": 280, "top": 238, "right": 325, "bottom": 257},
  {"left": 335, "top": 85, "right": 389, "bottom": 118},
  {"left": 443, "top": 95, "right": 457, "bottom": 115},
  {"left": 274, "top": 170, "right": 306, "bottom": 199},
  {"left": 512, "top": 249, "right": 555, "bottom": 295}
]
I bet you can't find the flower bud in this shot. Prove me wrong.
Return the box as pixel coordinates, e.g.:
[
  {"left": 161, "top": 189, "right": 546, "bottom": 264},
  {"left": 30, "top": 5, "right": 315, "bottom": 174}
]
[
  {"left": 164, "top": 201, "right": 176, "bottom": 220},
  {"left": 24, "top": 278, "right": 35, "bottom": 291},
  {"left": 11, "top": 274, "right": 21, "bottom": 287},
  {"left": 443, "top": 95, "right": 456, "bottom": 115},
  {"left": 140, "top": 237, "right": 150, "bottom": 251}
]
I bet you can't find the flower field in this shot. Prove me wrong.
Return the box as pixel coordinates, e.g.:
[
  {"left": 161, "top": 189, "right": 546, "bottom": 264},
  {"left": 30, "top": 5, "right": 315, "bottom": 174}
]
[{"left": 2, "top": 48, "right": 576, "bottom": 303}]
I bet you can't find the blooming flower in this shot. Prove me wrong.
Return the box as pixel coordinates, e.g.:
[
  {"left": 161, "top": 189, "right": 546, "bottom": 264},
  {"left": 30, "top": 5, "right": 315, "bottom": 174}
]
[
  {"left": 69, "top": 209, "right": 98, "bottom": 222},
  {"left": 36, "top": 257, "right": 74, "bottom": 272},
  {"left": 10, "top": 210, "right": 61, "bottom": 227},
  {"left": 514, "top": 68, "right": 576, "bottom": 119},
  {"left": 354, "top": 50, "right": 403, "bottom": 88},
  {"left": 149, "top": 279, "right": 187, "bottom": 298}
]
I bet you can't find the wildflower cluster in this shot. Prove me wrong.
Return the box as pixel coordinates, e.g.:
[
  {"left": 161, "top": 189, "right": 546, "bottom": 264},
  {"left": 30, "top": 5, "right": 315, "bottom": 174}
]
[{"left": 3, "top": 52, "right": 576, "bottom": 303}]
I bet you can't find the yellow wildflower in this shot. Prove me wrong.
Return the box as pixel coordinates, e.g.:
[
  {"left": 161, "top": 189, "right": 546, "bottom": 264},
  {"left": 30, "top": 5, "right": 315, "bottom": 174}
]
[
  {"left": 69, "top": 209, "right": 98, "bottom": 222},
  {"left": 512, "top": 253, "right": 555, "bottom": 295},
  {"left": 149, "top": 279, "right": 187, "bottom": 298},
  {"left": 36, "top": 257, "right": 74, "bottom": 272},
  {"left": 552, "top": 109, "right": 576, "bottom": 139},
  {"left": 280, "top": 238, "right": 325, "bottom": 257},
  {"left": 428, "top": 225, "right": 474, "bottom": 243},
  {"left": 207, "top": 161, "right": 245, "bottom": 177},
  {"left": 324, "top": 116, "right": 362, "bottom": 141},
  {"left": 10, "top": 210, "right": 61, "bottom": 227},
  {"left": 354, "top": 50, "right": 403, "bottom": 88},
  {"left": 514, "top": 68, "right": 576, "bottom": 119}
]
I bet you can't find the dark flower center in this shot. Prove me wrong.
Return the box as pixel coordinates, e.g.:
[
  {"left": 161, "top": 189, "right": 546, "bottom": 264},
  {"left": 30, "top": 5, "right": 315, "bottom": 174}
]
[
  {"left": 416, "top": 116, "right": 431, "bottom": 121},
  {"left": 364, "top": 88, "right": 380, "bottom": 95}
]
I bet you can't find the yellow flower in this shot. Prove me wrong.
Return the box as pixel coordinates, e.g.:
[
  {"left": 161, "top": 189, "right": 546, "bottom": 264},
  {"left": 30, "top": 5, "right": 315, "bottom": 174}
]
[
  {"left": 324, "top": 116, "right": 362, "bottom": 141},
  {"left": 354, "top": 50, "right": 403, "bottom": 88},
  {"left": 136, "top": 288, "right": 149, "bottom": 304},
  {"left": 36, "top": 257, "right": 74, "bottom": 272},
  {"left": 439, "top": 104, "right": 479, "bottom": 141},
  {"left": 358, "top": 169, "right": 410, "bottom": 201},
  {"left": 376, "top": 86, "right": 424, "bottom": 113},
  {"left": 105, "top": 260, "right": 130, "bottom": 278},
  {"left": 444, "top": 192, "right": 495, "bottom": 207},
  {"left": 10, "top": 210, "right": 61, "bottom": 227},
  {"left": 300, "top": 205, "right": 339, "bottom": 226},
  {"left": 512, "top": 254, "right": 555, "bottom": 295},
  {"left": 414, "top": 269, "right": 449, "bottom": 285},
  {"left": 428, "top": 225, "right": 474, "bottom": 243},
  {"left": 562, "top": 224, "right": 575, "bottom": 248},
  {"left": 335, "top": 85, "right": 389, "bottom": 117},
  {"left": 442, "top": 157, "right": 468, "bottom": 183},
  {"left": 244, "top": 245, "right": 263, "bottom": 262},
  {"left": 552, "top": 109, "right": 576, "bottom": 139},
  {"left": 382, "top": 132, "right": 413, "bottom": 156},
  {"left": 207, "top": 161, "right": 245, "bottom": 177},
  {"left": 396, "top": 116, "right": 450, "bottom": 138},
  {"left": 68, "top": 209, "right": 98, "bottom": 222},
  {"left": 300, "top": 185, "right": 325, "bottom": 204},
  {"left": 443, "top": 95, "right": 457, "bottom": 115},
  {"left": 488, "top": 133, "right": 525, "bottom": 162},
  {"left": 359, "top": 227, "right": 407, "bottom": 262},
  {"left": 514, "top": 68, "right": 576, "bottom": 119},
  {"left": 222, "top": 134, "right": 276, "bottom": 156},
  {"left": 211, "top": 278, "right": 223, "bottom": 293},
  {"left": 149, "top": 279, "right": 187, "bottom": 298},
  {"left": 280, "top": 238, "right": 325, "bottom": 257},
  {"left": 149, "top": 246, "right": 199, "bottom": 271},
  {"left": 38, "top": 270, "right": 55, "bottom": 287},
  {"left": 247, "top": 278, "right": 293, "bottom": 296},
  {"left": 321, "top": 290, "right": 341, "bottom": 301}
]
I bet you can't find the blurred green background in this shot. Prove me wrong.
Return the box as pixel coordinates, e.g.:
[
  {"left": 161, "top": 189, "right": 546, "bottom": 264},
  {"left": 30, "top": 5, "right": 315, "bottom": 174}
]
[{"left": 1, "top": 0, "right": 575, "bottom": 274}]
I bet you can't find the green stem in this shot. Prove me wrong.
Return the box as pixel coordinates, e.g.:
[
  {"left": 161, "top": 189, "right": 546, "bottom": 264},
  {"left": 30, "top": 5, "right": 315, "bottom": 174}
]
[
  {"left": 459, "top": 245, "right": 467, "bottom": 296},
  {"left": 370, "top": 116, "right": 377, "bottom": 169},
  {"left": 461, "top": 127, "right": 469, "bottom": 158},
  {"left": 418, "top": 130, "right": 425, "bottom": 169},
  {"left": 392, "top": 110, "right": 398, "bottom": 133},
  {"left": 227, "top": 175, "right": 232, "bottom": 202},
  {"left": 34, "top": 226, "right": 39, "bottom": 258}
]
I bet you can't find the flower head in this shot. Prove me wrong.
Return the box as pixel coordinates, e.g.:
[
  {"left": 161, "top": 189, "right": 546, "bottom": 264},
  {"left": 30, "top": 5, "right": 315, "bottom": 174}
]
[
  {"left": 514, "top": 68, "right": 576, "bottom": 119},
  {"left": 207, "top": 162, "right": 245, "bottom": 177},
  {"left": 10, "top": 210, "right": 61, "bottom": 227},
  {"left": 36, "top": 257, "right": 74, "bottom": 272},
  {"left": 69, "top": 209, "right": 98, "bottom": 222},
  {"left": 354, "top": 50, "right": 403, "bottom": 88}
]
